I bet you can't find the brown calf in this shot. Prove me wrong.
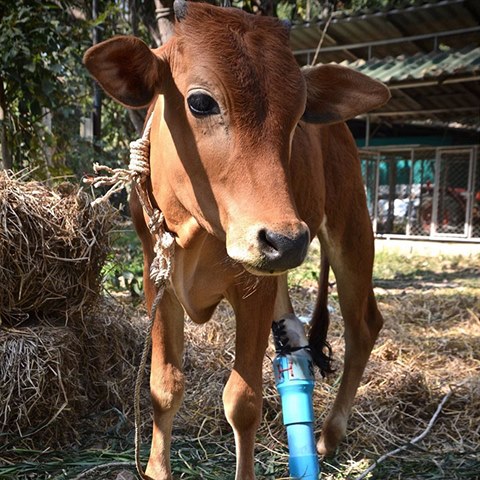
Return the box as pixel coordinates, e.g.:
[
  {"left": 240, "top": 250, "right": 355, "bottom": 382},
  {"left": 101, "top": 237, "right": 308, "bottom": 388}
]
[{"left": 84, "top": 2, "right": 390, "bottom": 479}]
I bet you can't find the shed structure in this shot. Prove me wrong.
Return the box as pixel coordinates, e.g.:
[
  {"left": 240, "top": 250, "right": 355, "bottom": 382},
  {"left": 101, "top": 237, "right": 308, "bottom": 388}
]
[{"left": 290, "top": 0, "right": 480, "bottom": 240}]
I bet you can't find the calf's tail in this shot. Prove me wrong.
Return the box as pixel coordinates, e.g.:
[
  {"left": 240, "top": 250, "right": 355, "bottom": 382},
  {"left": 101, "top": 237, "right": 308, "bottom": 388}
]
[{"left": 308, "top": 248, "right": 334, "bottom": 377}]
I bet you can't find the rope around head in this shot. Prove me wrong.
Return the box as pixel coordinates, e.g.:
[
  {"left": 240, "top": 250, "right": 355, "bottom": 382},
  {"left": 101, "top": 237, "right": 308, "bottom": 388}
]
[{"left": 82, "top": 113, "right": 175, "bottom": 479}]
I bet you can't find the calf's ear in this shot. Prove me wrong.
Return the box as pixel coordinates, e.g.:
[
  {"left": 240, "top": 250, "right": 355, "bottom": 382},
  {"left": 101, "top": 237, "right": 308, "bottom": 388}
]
[
  {"left": 302, "top": 64, "right": 390, "bottom": 124},
  {"left": 83, "top": 36, "right": 166, "bottom": 108}
]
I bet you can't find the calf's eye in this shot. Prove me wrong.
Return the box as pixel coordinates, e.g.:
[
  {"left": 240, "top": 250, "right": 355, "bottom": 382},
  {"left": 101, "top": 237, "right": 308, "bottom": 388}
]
[{"left": 187, "top": 93, "right": 220, "bottom": 117}]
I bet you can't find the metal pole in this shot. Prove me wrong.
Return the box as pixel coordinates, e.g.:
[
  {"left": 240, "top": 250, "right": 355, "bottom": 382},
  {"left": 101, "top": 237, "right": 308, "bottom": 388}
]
[
  {"left": 431, "top": 149, "right": 441, "bottom": 237},
  {"left": 365, "top": 115, "right": 370, "bottom": 148},
  {"left": 293, "top": 25, "right": 480, "bottom": 57},
  {"left": 406, "top": 149, "right": 414, "bottom": 236},
  {"left": 465, "top": 147, "right": 476, "bottom": 239},
  {"left": 373, "top": 152, "right": 380, "bottom": 235}
]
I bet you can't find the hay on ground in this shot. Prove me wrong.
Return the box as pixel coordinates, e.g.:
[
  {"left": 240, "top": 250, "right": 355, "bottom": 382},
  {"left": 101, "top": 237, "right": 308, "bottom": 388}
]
[{"left": 170, "top": 279, "right": 480, "bottom": 478}]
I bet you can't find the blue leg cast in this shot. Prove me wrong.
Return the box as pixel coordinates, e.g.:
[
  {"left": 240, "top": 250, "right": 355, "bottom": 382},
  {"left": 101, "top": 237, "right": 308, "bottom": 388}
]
[{"left": 273, "top": 351, "right": 320, "bottom": 479}]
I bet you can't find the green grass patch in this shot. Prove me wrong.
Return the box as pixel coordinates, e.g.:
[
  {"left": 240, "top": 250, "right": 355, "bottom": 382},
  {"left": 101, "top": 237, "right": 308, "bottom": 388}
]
[{"left": 373, "top": 251, "right": 480, "bottom": 285}]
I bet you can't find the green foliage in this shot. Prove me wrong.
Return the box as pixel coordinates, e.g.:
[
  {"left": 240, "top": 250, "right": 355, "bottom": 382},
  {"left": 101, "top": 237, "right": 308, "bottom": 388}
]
[
  {"left": 0, "top": 0, "right": 140, "bottom": 181},
  {"left": 233, "top": 0, "right": 418, "bottom": 22},
  {"left": 342, "top": 0, "right": 424, "bottom": 13},
  {"left": 102, "top": 226, "right": 144, "bottom": 299},
  {"left": 0, "top": 0, "right": 88, "bottom": 176}
]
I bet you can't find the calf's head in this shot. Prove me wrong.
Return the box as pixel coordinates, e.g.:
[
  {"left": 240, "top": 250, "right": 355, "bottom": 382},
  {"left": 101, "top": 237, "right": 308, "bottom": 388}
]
[{"left": 84, "top": 1, "right": 389, "bottom": 275}]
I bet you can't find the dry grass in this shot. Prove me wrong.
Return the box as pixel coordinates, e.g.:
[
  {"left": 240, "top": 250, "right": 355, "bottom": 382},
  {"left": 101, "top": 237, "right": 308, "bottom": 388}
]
[
  {"left": 333, "top": 290, "right": 479, "bottom": 479},
  {"left": 0, "top": 209, "right": 478, "bottom": 479}
]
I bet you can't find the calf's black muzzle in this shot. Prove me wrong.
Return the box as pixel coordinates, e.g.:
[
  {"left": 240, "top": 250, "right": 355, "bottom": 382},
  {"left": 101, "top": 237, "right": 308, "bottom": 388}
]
[{"left": 256, "top": 226, "right": 310, "bottom": 274}]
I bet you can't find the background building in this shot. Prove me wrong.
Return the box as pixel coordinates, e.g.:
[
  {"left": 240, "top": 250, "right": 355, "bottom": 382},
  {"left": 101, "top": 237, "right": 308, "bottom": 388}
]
[{"left": 290, "top": 0, "right": 480, "bottom": 240}]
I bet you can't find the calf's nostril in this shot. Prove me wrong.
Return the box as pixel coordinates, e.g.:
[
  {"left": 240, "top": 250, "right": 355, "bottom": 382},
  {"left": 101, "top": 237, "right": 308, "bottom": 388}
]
[
  {"left": 257, "top": 227, "right": 310, "bottom": 271},
  {"left": 258, "top": 229, "right": 282, "bottom": 256}
]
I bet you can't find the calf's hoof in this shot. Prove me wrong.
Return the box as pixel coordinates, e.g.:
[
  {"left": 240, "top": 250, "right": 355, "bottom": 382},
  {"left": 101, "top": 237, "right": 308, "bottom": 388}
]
[{"left": 317, "top": 415, "right": 347, "bottom": 457}]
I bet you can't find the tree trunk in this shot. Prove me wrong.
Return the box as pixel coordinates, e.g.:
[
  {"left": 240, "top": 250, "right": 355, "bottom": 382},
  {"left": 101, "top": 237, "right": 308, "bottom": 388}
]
[
  {"left": 154, "top": 0, "right": 174, "bottom": 45},
  {"left": 129, "top": 0, "right": 139, "bottom": 36},
  {"left": 0, "top": 75, "right": 12, "bottom": 170},
  {"left": 92, "top": 0, "right": 102, "bottom": 157},
  {"left": 128, "top": 109, "right": 146, "bottom": 136}
]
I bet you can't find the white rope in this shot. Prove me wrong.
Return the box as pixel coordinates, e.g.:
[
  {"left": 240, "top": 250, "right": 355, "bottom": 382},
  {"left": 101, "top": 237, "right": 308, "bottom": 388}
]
[
  {"left": 129, "top": 137, "right": 151, "bottom": 179},
  {"left": 85, "top": 115, "right": 153, "bottom": 205},
  {"left": 83, "top": 114, "right": 174, "bottom": 287}
]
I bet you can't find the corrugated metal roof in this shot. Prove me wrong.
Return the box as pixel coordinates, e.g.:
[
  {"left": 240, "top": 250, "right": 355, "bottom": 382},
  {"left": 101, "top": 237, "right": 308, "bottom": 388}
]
[
  {"left": 341, "top": 45, "right": 480, "bottom": 84},
  {"left": 289, "top": 0, "right": 480, "bottom": 129},
  {"left": 291, "top": 0, "right": 480, "bottom": 64}
]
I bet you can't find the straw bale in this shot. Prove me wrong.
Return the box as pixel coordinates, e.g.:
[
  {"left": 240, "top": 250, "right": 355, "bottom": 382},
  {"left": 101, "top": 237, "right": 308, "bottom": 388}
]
[
  {"left": 0, "top": 325, "right": 86, "bottom": 447},
  {"left": 0, "top": 298, "right": 145, "bottom": 449},
  {"left": 0, "top": 170, "right": 116, "bottom": 327},
  {"left": 75, "top": 298, "right": 145, "bottom": 411}
]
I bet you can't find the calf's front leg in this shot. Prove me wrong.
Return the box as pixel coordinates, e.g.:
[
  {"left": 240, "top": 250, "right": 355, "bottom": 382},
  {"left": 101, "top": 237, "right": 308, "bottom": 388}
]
[
  {"left": 223, "top": 278, "right": 277, "bottom": 480},
  {"left": 144, "top": 282, "right": 185, "bottom": 480}
]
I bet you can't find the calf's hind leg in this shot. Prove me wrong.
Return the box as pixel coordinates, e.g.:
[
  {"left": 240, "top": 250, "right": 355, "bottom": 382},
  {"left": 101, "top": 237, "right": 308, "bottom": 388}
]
[{"left": 317, "top": 234, "right": 383, "bottom": 456}]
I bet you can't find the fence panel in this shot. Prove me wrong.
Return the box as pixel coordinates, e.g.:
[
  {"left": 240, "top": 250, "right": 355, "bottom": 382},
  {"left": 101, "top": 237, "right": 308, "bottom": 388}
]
[
  {"left": 359, "top": 146, "right": 479, "bottom": 240},
  {"left": 360, "top": 151, "right": 379, "bottom": 223},
  {"left": 472, "top": 148, "right": 480, "bottom": 238},
  {"left": 433, "top": 150, "right": 473, "bottom": 237},
  {"left": 409, "top": 150, "right": 437, "bottom": 236}
]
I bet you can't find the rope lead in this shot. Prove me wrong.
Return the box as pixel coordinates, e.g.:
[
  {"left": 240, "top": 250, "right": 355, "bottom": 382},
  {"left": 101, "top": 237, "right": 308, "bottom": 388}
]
[{"left": 83, "top": 112, "right": 174, "bottom": 479}]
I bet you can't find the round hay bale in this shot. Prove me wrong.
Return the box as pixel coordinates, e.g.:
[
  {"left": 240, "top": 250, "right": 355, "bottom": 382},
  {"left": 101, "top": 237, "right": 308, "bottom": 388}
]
[
  {"left": 74, "top": 298, "right": 145, "bottom": 410},
  {"left": 0, "top": 171, "right": 116, "bottom": 327}
]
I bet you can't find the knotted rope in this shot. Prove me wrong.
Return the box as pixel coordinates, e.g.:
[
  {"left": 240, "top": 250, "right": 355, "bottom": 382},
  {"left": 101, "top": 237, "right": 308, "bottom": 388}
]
[
  {"left": 84, "top": 115, "right": 175, "bottom": 289},
  {"left": 82, "top": 114, "right": 175, "bottom": 479}
]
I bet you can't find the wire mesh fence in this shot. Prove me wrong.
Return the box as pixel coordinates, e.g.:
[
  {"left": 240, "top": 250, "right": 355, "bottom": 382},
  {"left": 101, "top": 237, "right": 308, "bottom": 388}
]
[{"left": 360, "top": 146, "right": 480, "bottom": 240}]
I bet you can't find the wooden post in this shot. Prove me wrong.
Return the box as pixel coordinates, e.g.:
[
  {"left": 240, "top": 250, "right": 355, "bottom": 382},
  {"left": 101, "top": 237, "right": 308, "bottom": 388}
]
[{"left": 154, "top": 0, "right": 174, "bottom": 46}]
